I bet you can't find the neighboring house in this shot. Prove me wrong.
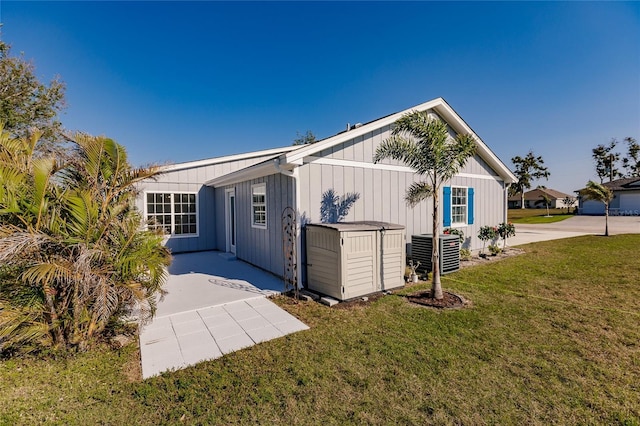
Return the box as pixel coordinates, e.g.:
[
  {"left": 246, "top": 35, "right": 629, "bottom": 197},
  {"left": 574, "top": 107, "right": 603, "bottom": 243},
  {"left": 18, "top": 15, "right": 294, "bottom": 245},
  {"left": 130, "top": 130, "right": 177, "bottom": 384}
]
[
  {"left": 578, "top": 177, "right": 640, "bottom": 216},
  {"left": 136, "top": 98, "right": 517, "bottom": 286},
  {"left": 508, "top": 188, "right": 577, "bottom": 209}
]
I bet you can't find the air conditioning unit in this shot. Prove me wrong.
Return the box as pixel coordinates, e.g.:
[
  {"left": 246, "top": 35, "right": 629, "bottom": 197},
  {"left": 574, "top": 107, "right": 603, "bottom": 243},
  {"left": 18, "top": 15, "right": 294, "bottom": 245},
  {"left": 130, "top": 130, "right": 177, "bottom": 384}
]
[{"left": 411, "top": 234, "right": 460, "bottom": 275}]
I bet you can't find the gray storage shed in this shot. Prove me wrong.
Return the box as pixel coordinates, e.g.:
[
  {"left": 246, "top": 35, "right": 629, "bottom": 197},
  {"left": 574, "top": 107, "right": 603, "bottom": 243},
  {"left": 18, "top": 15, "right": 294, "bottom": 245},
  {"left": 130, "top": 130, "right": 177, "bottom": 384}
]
[{"left": 305, "top": 222, "right": 406, "bottom": 301}]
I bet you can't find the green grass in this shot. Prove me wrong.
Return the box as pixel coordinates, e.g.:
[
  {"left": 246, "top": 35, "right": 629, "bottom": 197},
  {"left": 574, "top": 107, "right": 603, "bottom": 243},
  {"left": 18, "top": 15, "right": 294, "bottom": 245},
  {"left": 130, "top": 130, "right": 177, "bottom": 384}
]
[
  {"left": 2, "top": 235, "right": 640, "bottom": 425},
  {"left": 509, "top": 207, "right": 575, "bottom": 224}
]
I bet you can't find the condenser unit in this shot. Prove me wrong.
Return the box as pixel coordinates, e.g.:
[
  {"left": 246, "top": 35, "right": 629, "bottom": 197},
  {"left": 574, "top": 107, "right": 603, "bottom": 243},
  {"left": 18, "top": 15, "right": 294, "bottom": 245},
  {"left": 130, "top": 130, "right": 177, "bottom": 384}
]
[{"left": 411, "top": 234, "right": 460, "bottom": 275}]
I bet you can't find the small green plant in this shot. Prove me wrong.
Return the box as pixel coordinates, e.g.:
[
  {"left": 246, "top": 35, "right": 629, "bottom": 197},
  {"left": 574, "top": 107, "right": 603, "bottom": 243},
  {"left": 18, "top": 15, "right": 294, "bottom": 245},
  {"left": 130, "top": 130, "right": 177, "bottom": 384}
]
[
  {"left": 488, "top": 244, "right": 502, "bottom": 256},
  {"left": 443, "top": 227, "right": 464, "bottom": 244},
  {"left": 459, "top": 248, "right": 472, "bottom": 261},
  {"left": 478, "top": 226, "right": 498, "bottom": 254},
  {"left": 497, "top": 222, "right": 516, "bottom": 248}
]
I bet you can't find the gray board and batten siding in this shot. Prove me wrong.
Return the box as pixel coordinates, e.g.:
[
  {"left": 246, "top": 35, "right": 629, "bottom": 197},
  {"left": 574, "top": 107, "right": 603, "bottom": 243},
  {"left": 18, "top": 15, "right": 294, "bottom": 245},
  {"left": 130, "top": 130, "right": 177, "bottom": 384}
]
[
  {"left": 217, "top": 172, "right": 295, "bottom": 278},
  {"left": 146, "top": 98, "right": 518, "bottom": 285},
  {"left": 297, "top": 122, "right": 507, "bottom": 254},
  {"left": 135, "top": 147, "right": 297, "bottom": 254}
]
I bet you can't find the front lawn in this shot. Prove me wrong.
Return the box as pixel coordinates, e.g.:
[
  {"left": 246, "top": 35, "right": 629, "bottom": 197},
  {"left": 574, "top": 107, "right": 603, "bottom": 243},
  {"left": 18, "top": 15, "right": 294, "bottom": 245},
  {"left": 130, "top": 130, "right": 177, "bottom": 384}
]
[
  {"left": 509, "top": 207, "right": 574, "bottom": 224},
  {"left": 1, "top": 236, "right": 639, "bottom": 425}
]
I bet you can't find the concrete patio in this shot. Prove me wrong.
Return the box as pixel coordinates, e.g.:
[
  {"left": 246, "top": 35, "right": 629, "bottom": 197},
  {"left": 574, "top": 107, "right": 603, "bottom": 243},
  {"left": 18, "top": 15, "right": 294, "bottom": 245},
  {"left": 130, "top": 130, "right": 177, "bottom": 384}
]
[{"left": 139, "top": 251, "right": 308, "bottom": 379}]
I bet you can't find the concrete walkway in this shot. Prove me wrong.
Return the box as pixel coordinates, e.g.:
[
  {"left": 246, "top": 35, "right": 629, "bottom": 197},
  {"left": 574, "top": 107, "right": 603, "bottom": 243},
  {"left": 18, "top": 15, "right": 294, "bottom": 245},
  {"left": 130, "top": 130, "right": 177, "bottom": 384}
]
[{"left": 139, "top": 251, "right": 308, "bottom": 379}]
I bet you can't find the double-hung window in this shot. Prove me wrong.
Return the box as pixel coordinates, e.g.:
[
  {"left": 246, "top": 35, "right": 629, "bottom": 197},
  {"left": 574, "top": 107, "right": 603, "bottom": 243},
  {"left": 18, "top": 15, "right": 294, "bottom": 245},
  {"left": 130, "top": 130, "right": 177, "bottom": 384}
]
[
  {"left": 443, "top": 186, "right": 474, "bottom": 227},
  {"left": 146, "top": 192, "right": 198, "bottom": 236},
  {"left": 451, "top": 187, "right": 468, "bottom": 225},
  {"left": 251, "top": 184, "right": 267, "bottom": 228}
]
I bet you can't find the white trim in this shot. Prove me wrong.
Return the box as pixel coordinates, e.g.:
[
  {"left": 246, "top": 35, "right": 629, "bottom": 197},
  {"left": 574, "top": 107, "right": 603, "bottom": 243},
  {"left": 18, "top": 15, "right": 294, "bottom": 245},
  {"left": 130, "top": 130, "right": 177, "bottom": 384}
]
[
  {"left": 204, "top": 98, "right": 516, "bottom": 188},
  {"left": 251, "top": 183, "right": 267, "bottom": 229},
  {"left": 205, "top": 158, "right": 286, "bottom": 188},
  {"left": 450, "top": 186, "right": 469, "bottom": 226},
  {"left": 143, "top": 191, "right": 199, "bottom": 238},
  {"left": 286, "top": 97, "right": 517, "bottom": 184},
  {"left": 162, "top": 145, "right": 300, "bottom": 172},
  {"left": 305, "top": 156, "right": 503, "bottom": 181}
]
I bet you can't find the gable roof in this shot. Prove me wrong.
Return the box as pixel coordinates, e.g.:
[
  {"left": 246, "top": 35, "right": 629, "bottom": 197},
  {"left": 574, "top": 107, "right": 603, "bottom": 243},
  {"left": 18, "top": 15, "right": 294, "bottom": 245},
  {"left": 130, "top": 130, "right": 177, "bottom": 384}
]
[
  {"left": 207, "top": 97, "right": 517, "bottom": 187},
  {"left": 509, "top": 188, "right": 575, "bottom": 201}
]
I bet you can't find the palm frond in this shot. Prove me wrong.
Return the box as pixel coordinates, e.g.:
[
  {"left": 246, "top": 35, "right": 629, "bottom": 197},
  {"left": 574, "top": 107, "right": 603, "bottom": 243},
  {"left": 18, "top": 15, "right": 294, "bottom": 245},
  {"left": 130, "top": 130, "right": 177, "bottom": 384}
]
[{"left": 405, "top": 181, "right": 434, "bottom": 207}]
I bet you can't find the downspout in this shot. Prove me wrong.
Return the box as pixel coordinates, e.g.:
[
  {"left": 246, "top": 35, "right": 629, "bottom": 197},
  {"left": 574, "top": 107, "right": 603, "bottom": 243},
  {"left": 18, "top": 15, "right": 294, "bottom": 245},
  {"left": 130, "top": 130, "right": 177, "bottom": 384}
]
[
  {"left": 274, "top": 158, "right": 302, "bottom": 289},
  {"left": 504, "top": 181, "right": 511, "bottom": 223}
]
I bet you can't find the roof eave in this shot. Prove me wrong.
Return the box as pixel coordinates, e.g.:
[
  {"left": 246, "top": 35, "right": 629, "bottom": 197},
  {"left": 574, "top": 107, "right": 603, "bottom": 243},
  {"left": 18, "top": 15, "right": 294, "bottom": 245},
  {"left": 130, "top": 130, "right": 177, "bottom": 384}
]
[{"left": 283, "top": 97, "right": 517, "bottom": 184}]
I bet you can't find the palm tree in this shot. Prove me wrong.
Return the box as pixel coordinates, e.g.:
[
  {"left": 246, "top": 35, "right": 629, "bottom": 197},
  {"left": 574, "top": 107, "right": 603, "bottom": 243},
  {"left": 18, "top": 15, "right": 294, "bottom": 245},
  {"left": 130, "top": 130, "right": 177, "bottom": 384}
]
[
  {"left": 579, "top": 180, "right": 614, "bottom": 236},
  {"left": 374, "top": 111, "right": 476, "bottom": 299},
  {"left": 0, "top": 126, "right": 171, "bottom": 353},
  {"left": 540, "top": 193, "right": 552, "bottom": 217}
]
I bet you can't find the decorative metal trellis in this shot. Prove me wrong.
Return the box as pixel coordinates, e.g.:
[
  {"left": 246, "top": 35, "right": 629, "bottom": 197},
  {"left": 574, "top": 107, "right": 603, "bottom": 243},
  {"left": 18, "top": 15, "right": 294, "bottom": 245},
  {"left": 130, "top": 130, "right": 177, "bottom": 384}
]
[{"left": 281, "top": 206, "right": 298, "bottom": 299}]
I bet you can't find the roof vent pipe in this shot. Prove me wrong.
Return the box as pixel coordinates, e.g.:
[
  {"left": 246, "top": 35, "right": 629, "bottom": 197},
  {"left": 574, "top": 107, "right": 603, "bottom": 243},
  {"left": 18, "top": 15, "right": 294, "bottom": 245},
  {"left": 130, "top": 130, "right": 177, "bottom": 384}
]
[{"left": 346, "top": 123, "right": 350, "bottom": 131}]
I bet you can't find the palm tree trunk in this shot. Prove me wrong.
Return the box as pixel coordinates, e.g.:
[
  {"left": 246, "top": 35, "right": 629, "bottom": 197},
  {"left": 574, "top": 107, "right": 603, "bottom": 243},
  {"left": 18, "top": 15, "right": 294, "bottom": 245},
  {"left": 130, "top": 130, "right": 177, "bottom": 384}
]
[
  {"left": 520, "top": 192, "right": 525, "bottom": 209},
  {"left": 431, "top": 191, "right": 443, "bottom": 300},
  {"left": 605, "top": 205, "right": 609, "bottom": 236}
]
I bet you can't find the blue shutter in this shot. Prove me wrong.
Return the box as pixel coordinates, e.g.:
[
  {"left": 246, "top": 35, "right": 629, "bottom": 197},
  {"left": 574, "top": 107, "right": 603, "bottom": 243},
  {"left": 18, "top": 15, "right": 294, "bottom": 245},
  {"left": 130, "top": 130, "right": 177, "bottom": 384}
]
[
  {"left": 443, "top": 186, "right": 451, "bottom": 227},
  {"left": 468, "top": 187, "right": 474, "bottom": 225}
]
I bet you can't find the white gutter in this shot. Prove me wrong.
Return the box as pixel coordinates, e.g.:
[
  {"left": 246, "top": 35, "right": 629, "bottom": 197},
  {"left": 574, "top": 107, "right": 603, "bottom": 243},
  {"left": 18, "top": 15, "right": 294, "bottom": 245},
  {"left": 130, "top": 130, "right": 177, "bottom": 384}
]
[{"left": 274, "top": 158, "right": 302, "bottom": 289}]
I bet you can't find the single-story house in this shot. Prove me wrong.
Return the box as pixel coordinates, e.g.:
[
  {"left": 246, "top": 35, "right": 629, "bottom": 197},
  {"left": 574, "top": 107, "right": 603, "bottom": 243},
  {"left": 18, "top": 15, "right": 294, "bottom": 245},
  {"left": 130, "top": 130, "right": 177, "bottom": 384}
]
[
  {"left": 135, "top": 98, "right": 517, "bottom": 286},
  {"left": 578, "top": 177, "right": 640, "bottom": 216},
  {"left": 508, "top": 188, "right": 577, "bottom": 209}
]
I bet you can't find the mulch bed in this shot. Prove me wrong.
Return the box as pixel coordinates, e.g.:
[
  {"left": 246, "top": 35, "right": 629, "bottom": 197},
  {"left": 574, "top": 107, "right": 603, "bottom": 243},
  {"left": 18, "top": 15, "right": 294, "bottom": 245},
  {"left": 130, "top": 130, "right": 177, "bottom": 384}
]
[
  {"left": 406, "top": 290, "right": 467, "bottom": 309},
  {"left": 459, "top": 247, "right": 524, "bottom": 269}
]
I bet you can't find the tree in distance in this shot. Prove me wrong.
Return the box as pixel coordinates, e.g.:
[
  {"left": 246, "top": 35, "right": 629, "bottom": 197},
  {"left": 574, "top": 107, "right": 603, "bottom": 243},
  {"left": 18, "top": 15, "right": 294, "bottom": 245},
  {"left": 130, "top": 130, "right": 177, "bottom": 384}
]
[
  {"left": 510, "top": 151, "right": 550, "bottom": 209},
  {"left": 579, "top": 181, "right": 614, "bottom": 236},
  {"left": 293, "top": 130, "right": 317, "bottom": 145},
  {"left": 0, "top": 40, "right": 66, "bottom": 155}
]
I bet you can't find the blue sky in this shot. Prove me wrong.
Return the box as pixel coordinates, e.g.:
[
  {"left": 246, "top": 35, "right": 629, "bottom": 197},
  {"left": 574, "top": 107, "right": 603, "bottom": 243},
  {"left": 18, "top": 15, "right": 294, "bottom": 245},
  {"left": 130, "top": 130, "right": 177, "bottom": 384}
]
[{"left": 2, "top": 1, "right": 639, "bottom": 193}]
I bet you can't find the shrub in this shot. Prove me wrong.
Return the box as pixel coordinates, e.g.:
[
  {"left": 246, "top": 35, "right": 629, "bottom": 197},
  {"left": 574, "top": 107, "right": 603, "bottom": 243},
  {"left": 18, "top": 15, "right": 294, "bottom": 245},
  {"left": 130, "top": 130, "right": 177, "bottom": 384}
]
[
  {"left": 443, "top": 227, "right": 464, "bottom": 244},
  {"left": 497, "top": 222, "right": 516, "bottom": 248},
  {"left": 477, "top": 226, "right": 498, "bottom": 254},
  {"left": 488, "top": 244, "right": 502, "bottom": 255},
  {"left": 459, "top": 248, "right": 472, "bottom": 261}
]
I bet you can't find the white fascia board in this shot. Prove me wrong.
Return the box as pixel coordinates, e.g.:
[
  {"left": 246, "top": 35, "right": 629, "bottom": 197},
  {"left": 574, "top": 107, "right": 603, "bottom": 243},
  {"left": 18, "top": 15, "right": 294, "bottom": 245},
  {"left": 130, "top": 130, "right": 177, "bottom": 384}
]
[
  {"left": 285, "top": 97, "right": 517, "bottom": 184},
  {"left": 205, "top": 156, "right": 294, "bottom": 187},
  {"left": 285, "top": 98, "right": 444, "bottom": 165},
  {"left": 161, "top": 145, "right": 300, "bottom": 173}
]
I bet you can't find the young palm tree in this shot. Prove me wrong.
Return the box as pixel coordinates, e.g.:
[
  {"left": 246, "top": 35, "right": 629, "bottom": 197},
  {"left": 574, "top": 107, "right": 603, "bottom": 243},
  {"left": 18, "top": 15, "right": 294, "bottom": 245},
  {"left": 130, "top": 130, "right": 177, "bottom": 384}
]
[
  {"left": 0, "top": 127, "right": 171, "bottom": 353},
  {"left": 374, "top": 111, "right": 476, "bottom": 299},
  {"left": 540, "top": 193, "right": 552, "bottom": 217},
  {"left": 580, "top": 180, "right": 614, "bottom": 236}
]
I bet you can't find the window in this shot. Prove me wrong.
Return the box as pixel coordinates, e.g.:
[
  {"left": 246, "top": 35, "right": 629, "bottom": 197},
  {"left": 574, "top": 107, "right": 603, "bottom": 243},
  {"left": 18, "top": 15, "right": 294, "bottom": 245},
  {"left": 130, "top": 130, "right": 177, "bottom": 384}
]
[
  {"left": 451, "top": 187, "right": 467, "bottom": 225},
  {"left": 146, "top": 192, "right": 197, "bottom": 236},
  {"left": 443, "top": 186, "right": 474, "bottom": 226},
  {"left": 252, "top": 184, "right": 267, "bottom": 228}
]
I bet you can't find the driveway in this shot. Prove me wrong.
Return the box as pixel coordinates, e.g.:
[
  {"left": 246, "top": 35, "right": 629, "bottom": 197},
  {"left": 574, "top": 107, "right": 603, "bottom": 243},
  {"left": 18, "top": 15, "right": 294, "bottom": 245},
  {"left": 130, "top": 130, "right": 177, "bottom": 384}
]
[
  {"left": 139, "top": 251, "right": 308, "bottom": 379},
  {"left": 510, "top": 216, "right": 640, "bottom": 246}
]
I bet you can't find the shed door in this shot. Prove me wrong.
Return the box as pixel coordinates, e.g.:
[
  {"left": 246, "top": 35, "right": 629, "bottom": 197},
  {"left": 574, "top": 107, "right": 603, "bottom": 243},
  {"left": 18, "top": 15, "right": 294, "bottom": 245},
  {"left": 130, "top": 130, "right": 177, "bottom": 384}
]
[
  {"left": 343, "top": 231, "right": 377, "bottom": 299},
  {"left": 379, "top": 229, "right": 405, "bottom": 291}
]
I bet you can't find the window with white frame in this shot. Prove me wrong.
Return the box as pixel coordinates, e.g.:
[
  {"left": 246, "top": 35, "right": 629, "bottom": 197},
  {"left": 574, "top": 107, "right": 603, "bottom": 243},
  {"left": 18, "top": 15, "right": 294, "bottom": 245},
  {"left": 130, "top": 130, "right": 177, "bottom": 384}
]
[
  {"left": 451, "top": 187, "right": 468, "bottom": 225},
  {"left": 251, "top": 183, "right": 267, "bottom": 228},
  {"left": 146, "top": 192, "right": 198, "bottom": 236}
]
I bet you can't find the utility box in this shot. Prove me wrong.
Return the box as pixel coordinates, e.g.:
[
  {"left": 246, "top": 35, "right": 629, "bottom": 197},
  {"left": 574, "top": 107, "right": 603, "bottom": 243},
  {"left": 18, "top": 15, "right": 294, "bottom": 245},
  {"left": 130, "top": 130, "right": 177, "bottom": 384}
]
[
  {"left": 305, "top": 222, "right": 406, "bottom": 301},
  {"left": 411, "top": 234, "right": 460, "bottom": 275}
]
